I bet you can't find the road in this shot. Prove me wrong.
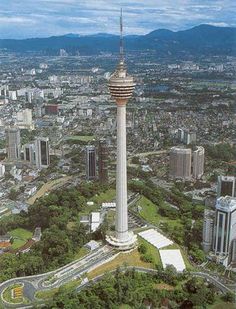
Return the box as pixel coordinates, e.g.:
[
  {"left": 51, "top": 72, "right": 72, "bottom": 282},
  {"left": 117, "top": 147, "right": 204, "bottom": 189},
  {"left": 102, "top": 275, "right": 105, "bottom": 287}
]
[
  {"left": 76, "top": 266, "right": 235, "bottom": 295},
  {"left": 0, "top": 245, "right": 117, "bottom": 308},
  {"left": 1, "top": 259, "right": 234, "bottom": 308},
  {"left": 27, "top": 176, "right": 73, "bottom": 205}
]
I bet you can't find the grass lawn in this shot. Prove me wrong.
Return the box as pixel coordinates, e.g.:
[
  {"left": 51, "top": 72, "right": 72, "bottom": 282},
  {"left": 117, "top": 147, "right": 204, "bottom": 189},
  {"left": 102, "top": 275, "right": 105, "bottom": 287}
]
[
  {"left": 9, "top": 228, "right": 33, "bottom": 250},
  {"left": 107, "top": 209, "right": 116, "bottom": 227},
  {"left": 2, "top": 284, "right": 29, "bottom": 305},
  {"left": 136, "top": 196, "right": 182, "bottom": 229},
  {"left": 137, "top": 236, "right": 161, "bottom": 266},
  {"left": 153, "top": 283, "right": 174, "bottom": 291},
  {"left": 36, "top": 279, "right": 82, "bottom": 300},
  {"left": 91, "top": 189, "right": 116, "bottom": 205},
  {"left": 73, "top": 247, "right": 90, "bottom": 260},
  {"left": 208, "top": 297, "right": 236, "bottom": 309},
  {"left": 119, "top": 305, "right": 132, "bottom": 309},
  {"left": 87, "top": 248, "right": 154, "bottom": 279},
  {"left": 35, "top": 288, "right": 58, "bottom": 300}
]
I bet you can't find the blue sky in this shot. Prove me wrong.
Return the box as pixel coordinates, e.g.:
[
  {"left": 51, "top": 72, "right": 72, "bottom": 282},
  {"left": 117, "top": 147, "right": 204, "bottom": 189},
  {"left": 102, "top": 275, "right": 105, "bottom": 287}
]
[{"left": 0, "top": 0, "right": 235, "bottom": 39}]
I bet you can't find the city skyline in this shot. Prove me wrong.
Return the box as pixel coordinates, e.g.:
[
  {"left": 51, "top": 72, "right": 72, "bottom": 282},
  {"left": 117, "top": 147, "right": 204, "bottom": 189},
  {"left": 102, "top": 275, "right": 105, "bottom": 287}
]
[{"left": 0, "top": 0, "right": 235, "bottom": 39}]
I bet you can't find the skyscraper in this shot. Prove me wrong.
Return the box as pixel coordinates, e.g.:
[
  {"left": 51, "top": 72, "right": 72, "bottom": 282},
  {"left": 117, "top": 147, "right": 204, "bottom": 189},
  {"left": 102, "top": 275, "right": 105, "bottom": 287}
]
[
  {"left": 35, "top": 137, "right": 50, "bottom": 169},
  {"left": 192, "top": 146, "right": 205, "bottom": 179},
  {"left": 202, "top": 209, "right": 215, "bottom": 253},
  {"left": 169, "top": 147, "right": 192, "bottom": 180},
  {"left": 6, "top": 127, "right": 21, "bottom": 161},
  {"left": 23, "top": 143, "right": 35, "bottom": 164},
  {"left": 213, "top": 196, "right": 236, "bottom": 265},
  {"left": 106, "top": 10, "right": 137, "bottom": 250},
  {"left": 86, "top": 145, "right": 96, "bottom": 181},
  {"left": 98, "top": 139, "right": 109, "bottom": 184},
  {"left": 217, "top": 176, "right": 236, "bottom": 198}
]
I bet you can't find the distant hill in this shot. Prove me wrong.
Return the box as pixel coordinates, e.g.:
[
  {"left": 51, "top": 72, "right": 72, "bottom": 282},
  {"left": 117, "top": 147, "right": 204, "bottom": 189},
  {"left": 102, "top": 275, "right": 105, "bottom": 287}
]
[{"left": 0, "top": 24, "right": 235, "bottom": 56}]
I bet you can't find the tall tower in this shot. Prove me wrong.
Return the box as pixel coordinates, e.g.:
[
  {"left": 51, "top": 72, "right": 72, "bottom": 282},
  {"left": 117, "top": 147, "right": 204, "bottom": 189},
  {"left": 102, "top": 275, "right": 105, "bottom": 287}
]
[{"left": 106, "top": 9, "right": 137, "bottom": 250}]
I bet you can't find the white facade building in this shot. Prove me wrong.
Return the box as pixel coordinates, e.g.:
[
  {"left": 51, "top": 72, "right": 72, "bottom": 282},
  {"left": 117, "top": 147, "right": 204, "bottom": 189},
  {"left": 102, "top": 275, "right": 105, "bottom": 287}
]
[
  {"left": 213, "top": 196, "right": 236, "bottom": 265},
  {"left": 35, "top": 137, "right": 50, "bottom": 169},
  {"left": 202, "top": 209, "right": 215, "bottom": 252},
  {"left": 192, "top": 146, "right": 205, "bottom": 179},
  {"left": 0, "top": 163, "right": 5, "bottom": 177}
]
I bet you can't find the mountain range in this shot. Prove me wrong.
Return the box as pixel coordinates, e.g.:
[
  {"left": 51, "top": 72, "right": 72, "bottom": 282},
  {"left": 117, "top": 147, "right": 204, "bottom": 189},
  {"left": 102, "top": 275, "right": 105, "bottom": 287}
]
[{"left": 0, "top": 24, "right": 235, "bottom": 56}]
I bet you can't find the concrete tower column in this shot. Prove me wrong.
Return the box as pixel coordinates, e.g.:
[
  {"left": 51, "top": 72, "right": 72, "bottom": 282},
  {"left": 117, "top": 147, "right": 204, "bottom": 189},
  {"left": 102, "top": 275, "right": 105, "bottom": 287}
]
[{"left": 116, "top": 103, "right": 129, "bottom": 242}]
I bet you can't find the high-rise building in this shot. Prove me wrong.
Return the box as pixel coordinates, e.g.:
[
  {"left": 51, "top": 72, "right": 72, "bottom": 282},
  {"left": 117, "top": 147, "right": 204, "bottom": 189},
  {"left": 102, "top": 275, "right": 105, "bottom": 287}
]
[
  {"left": 169, "top": 147, "right": 192, "bottom": 180},
  {"left": 23, "top": 143, "right": 35, "bottom": 164},
  {"left": 98, "top": 139, "right": 109, "bottom": 184},
  {"left": 178, "top": 128, "right": 196, "bottom": 145},
  {"left": 192, "top": 146, "right": 205, "bottom": 179},
  {"left": 213, "top": 196, "right": 236, "bottom": 265},
  {"left": 16, "top": 109, "right": 34, "bottom": 130},
  {"left": 35, "top": 137, "right": 50, "bottom": 169},
  {"left": 217, "top": 176, "right": 236, "bottom": 198},
  {"left": 183, "top": 130, "right": 196, "bottom": 145},
  {"left": 59, "top": 49, "right": 68, "bottom": 57},
  {"left": 229, "top": 239, "right": 236, "bottom": 265},
  {"left": 106, "top": 10, "right": 137, "bottom": 250},
  {"left": 202, "top": 209, "right": 215, "bottom": 253},
  {"left": 86, "top": 145, "right": 96, "bottom": 181},
  {"left": 0, "top": 163, "right": 5, "bottom": 177},
  {"left": 6, "top": 127, "right": 21, "bottom": 161}
]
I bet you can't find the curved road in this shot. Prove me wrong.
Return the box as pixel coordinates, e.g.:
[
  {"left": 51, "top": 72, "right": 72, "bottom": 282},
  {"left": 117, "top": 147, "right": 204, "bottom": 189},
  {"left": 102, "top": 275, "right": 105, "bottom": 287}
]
[
  {"left": 0, "top": 246, "right": 116, "bottom": 308},
  {"left": 0, "top": 265, "right": 234, "bottom": 309}
]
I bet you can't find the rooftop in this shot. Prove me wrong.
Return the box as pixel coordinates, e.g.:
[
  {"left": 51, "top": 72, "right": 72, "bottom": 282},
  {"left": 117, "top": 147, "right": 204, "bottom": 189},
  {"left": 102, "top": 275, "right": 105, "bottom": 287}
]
[{"left": 216, "top": 196, "right": 236, "bottom": 212}]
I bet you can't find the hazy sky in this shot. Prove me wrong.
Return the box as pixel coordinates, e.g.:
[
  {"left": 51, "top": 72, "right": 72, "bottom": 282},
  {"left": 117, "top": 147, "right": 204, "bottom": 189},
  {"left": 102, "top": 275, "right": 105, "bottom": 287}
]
[{"left": 0, "top": 0, "right": 235, "bottom": 39}]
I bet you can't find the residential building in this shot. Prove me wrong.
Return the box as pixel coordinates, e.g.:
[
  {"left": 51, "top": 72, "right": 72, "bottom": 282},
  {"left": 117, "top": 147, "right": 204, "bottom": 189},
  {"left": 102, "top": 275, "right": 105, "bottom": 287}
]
[
  {"left": 169, "top": 147, "right": 192, "bottom": 180},
  {"left": 6, "top": 127, "right": 21, "bottom": 160},
  {"left": 202, "top": 209, "right": 215, "bottom": 252},
  {"left": 192, "top": 146, "right": 205, "bottom": 179}
]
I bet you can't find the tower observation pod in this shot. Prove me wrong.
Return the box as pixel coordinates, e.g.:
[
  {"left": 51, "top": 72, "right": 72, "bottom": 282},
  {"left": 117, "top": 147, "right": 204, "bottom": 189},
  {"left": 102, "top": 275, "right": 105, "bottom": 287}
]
[{"left": 106, "top": 9, "right": 137, "bottom": 250}]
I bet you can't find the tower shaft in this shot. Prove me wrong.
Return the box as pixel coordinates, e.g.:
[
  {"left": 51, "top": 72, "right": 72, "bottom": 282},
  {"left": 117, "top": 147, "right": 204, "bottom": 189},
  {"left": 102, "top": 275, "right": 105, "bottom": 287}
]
[{"left": 116, "top": 104, "right": 129, "bottom": 242}]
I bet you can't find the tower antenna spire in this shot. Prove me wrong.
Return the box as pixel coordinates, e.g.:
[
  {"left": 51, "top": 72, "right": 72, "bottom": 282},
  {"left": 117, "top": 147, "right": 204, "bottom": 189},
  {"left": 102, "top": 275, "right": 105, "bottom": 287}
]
[{"left": 120, "top": 8, "right": 124, "bottom": 62}]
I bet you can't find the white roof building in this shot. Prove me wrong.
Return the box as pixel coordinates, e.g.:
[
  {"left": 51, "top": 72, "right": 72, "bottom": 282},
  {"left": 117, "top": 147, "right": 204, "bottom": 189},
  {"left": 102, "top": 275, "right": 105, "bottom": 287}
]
[
  {"left": 90, "top": 212, "right": 101, "bottom": 232},
  {"left": 159, "top": 249, "right": 186, "bottom": 272},
  {"left": 138, "top": 229, "right": 173, "bottom": 249}
]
